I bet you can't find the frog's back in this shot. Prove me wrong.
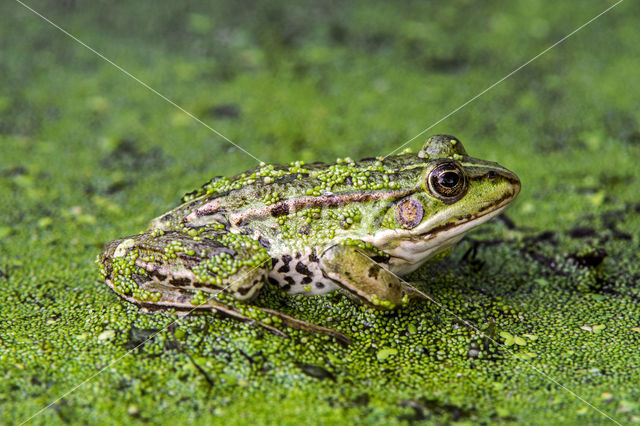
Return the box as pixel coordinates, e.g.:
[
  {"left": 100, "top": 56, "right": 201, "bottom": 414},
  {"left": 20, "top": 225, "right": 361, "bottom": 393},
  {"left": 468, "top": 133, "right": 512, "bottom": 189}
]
[{"left": 150, "top": 155, "right": 425, "bottom": 242}]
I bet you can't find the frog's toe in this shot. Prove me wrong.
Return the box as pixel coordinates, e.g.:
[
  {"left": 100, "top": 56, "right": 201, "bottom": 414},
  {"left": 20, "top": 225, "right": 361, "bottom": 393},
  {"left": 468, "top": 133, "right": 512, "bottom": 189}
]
[
  {"left": 401, "top": 281, "right": 437, "bottom": 305},
  {"left": 258, "top": 307, "right": 352, "bottom": 346}
]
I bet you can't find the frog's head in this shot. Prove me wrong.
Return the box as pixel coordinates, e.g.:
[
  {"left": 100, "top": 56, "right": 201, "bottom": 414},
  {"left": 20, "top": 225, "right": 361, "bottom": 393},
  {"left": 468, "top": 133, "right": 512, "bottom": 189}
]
[{"left": 368, "top": 135, "right": 521, "bottom": 275}]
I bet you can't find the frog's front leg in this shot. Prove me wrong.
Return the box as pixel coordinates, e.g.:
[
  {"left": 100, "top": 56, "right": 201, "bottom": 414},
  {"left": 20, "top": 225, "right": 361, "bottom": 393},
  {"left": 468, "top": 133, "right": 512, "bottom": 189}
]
[{"left": 320, "top": 241, "right": 430, "bottom": 309}]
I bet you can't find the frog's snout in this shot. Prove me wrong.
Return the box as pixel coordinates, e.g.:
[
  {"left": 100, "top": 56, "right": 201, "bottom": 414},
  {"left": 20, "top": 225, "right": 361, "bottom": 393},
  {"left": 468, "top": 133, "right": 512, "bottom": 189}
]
[
  {"left": 475, "top": 165, "right": 521, "bottom": 202},
  {"left": 500, "top": 168, "right": 521, "bottom": 200}
]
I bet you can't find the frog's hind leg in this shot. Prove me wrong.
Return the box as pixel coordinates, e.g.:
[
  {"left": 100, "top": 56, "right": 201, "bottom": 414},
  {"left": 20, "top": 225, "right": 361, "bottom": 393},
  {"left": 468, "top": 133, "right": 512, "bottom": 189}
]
[
  {"left": 101, "top": 229, "right": 286, "bottom": 335},
  {"left": 121, "top": 277, "right": 350, "bottom": 344},
  {"left": 100, "top": 230, "right": 350, "bottom": 344},
  {"left": 119, "top": 277, "right": 291, "bottom": 338}
]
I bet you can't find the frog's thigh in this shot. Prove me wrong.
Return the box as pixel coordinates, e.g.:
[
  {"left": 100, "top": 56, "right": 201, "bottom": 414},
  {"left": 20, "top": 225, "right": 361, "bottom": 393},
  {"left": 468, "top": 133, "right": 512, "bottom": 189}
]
[
  {"left": 108, "top": 229, "right": 270, "bottom": 303},
  {"left": 183, "top": 230, "right": 271, "bottom": 300},
  {"left": 320, "top": 244, "right": 405, "bottom": 309}
]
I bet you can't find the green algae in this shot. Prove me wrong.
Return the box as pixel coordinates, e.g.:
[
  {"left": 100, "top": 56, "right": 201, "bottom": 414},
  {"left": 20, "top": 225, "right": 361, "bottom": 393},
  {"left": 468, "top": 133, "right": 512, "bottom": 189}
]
[{"left": 2, "top": 0, "right": 640, "bottom": 424}]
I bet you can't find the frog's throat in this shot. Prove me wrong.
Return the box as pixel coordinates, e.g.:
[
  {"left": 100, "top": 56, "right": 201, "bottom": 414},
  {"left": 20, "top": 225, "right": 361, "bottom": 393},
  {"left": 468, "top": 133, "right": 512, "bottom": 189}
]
[{"left": 364, "top": 199, "right": 514, "bottom": 276}]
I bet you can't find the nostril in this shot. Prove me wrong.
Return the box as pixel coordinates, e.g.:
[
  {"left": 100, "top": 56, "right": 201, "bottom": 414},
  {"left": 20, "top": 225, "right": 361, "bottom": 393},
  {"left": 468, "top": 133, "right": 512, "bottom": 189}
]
[{"left": 486, "top": 171, "right": 497, "bottom": 180}]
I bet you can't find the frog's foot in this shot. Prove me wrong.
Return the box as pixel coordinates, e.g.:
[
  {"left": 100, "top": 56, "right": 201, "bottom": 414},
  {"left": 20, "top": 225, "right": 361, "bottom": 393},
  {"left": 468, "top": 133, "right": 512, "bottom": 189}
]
[{"left": 258, "top": 307, "right": 352, "bottom": 346}]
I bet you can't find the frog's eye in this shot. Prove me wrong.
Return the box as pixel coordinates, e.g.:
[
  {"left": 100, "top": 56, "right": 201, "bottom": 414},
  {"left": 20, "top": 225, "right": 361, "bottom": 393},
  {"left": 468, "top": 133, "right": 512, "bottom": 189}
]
[{"left": 427, "top": 161, "right": 467, "bottom": 203}]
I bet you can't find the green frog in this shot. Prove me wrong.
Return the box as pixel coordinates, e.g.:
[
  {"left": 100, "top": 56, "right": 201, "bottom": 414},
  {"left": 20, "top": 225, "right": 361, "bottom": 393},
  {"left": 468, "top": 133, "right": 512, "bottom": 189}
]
[{"left": 98, "top": 135, "right": 520, "bottom": 344}]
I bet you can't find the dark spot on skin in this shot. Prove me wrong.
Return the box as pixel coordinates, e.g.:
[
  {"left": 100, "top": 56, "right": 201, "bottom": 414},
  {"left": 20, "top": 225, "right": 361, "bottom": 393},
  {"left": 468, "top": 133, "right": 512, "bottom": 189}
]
[
  {"left": 417, "top": 219, "right": 466, "bottom": 238},
  {"left": 237, "top": 286, "right": 252, "bottom": 296},
  {"left": 282, "top": 284, "right": 292, "bottom": 292},
  {"left": 271, "top": 203, "right": 290, "bottom": 217},
  {"left": 132, "top": 274, "right": 147, "bottom": 286},
  {"left": 271, "top": 258, "right": 278, "bottom": 268},
  {"left": 368, "top": 265, "right": 380, "bottom": 279},
  {"left": 176, "top": 252, "right": 201, "bottom": 262},
  {"left": 258, "top": 237, "right": 271, "bottom": 249},
  {"left": 371, "top": 255, "right": 390, "bottom": 264},
  {"left": 299, "top": 225, "right": 310, "bottom": 235},
  {"left": 284, "top": 276, "right": 295, "bottom": 285},
  {"left": 316, "top": 282, "right": 325, "bottom": 289},
  {"left": 278, "top": 264, "right": 290, "bottom": 273},
  {"left": 309, "top": 252, "right": 319, "bottom": 263},
  {"left": 150, "top": 270, "right": 167, "bottom": 282},
  {"left": 295, "top": 252, "right": 301, "bottom": 259},
  {"left": 169, "top": 277, "right": 191, "bottom": 286},
  {"left": 282, "top": 255, "right": 292, "bottom": 266},
  {"left": 268, "top": 277, "right": 279, "bottom": 287},
  {"left": 302, "top": 277, "right": 313, "bottom": 284},
  {"left": 296, "top": 262, "right": 312, "bottom": 276}
]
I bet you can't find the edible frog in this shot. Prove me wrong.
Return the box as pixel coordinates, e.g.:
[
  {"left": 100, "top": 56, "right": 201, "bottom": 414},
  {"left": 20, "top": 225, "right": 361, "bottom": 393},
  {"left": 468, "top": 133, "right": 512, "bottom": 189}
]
[{"left": 99, "top": 135, "right": 520, "bottom": 343}]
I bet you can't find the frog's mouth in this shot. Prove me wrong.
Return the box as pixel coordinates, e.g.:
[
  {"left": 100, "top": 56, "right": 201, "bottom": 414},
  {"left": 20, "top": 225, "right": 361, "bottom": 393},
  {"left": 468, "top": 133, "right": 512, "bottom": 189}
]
[{"left": 365, "top": 173, "right": 520, "bottom": 276}]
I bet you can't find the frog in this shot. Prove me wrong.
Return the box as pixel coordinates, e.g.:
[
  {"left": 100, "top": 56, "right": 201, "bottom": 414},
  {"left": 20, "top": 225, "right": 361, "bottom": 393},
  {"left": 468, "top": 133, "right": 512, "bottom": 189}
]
[{"left": 98, "top": 135, "right": 520, "bottom": 344}]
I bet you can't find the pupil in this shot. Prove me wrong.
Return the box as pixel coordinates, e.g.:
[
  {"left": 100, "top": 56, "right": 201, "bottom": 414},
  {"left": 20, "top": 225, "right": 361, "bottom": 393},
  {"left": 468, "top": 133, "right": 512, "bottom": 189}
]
[{"left": 440, "top": 172, "right": 459, "bottom": 188}]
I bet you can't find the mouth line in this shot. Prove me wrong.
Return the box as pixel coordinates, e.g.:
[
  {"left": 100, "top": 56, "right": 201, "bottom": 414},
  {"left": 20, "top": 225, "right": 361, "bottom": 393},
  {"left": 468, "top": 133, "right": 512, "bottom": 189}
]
[
  {"left": 413, "top": 190, "right": 517, "bottom": 241},
  {"left": 385, "top": 199, "right": 514, "bottom": 265}
]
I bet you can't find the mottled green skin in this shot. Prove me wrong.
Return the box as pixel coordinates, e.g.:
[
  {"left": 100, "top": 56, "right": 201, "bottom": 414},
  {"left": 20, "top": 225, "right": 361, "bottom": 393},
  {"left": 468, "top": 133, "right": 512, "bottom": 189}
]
[{"left": 99, "top": 135, "right": 519, "bottom": 340}]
